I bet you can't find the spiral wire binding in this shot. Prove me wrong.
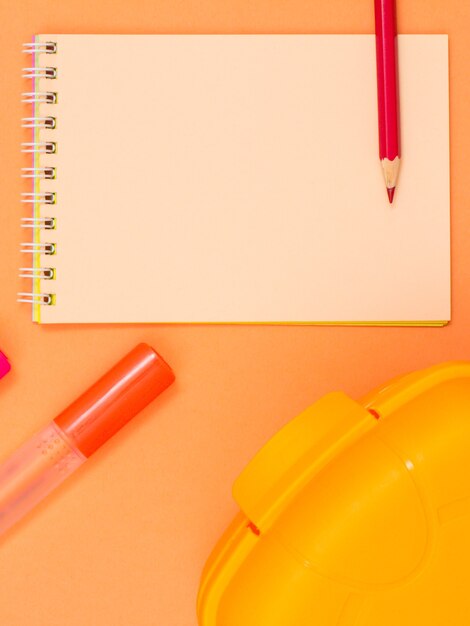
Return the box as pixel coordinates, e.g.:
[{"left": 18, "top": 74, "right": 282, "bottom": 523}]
[
  {"left": 21, "top": 217, "right": 56, "bottom": 229},
  {"left": 21, "top": 167, "right": 56, "bottom": 179},
  {"left": 19, "top": 267, "right": 55, "bottom": 280},
  {"left": 22, "top": 92, "right": 57, "bottom": 104},
  {"left": 22, "top": 117, "right": 56, "bottom": 129},
  {"left": 21, "top": 191, "right": 55, "bottom": 204},
  {"left": 22, "top": 42, "right": 57, "bottom": 54},
  {"left": 21, "top": 242, "right": 56, "bottom": 255},
  {"left": 19, "top": 40, "right": 58, "bottom": 307},
  {"left": 21, "top": 141, "right": 56, "bottom": 153},
  {"left": 22, "top": 67, "right": 57, "bottom": 79},
  {"left": 17, "top": 292, "right": 54, "bottom": 305}
]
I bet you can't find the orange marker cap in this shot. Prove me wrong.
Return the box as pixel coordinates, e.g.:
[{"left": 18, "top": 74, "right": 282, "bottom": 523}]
[{"left": 54, "top": 343, "right": 175, "bottom": 457}]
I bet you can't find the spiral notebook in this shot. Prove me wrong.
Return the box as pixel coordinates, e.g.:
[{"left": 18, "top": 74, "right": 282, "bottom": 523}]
[{"left": 20, "top": 34, "right": 450, "bottom": 324}]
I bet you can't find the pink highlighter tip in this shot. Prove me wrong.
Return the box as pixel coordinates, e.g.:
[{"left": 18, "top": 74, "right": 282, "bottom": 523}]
[
  {"left": 0, "top": 352, "right": 11, "bottom": 379},
  {"left": 387, "top": 187, "right": 395, "bottom": 204}
]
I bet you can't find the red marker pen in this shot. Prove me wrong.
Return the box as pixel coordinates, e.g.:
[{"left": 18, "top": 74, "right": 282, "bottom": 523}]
[{"left": 0, "top": 344, "right": 174, "bottom": 537}]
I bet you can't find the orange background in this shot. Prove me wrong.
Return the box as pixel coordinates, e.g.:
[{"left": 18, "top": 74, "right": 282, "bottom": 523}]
[{"left": 0, "top": 1, "right": 469, "bottom": 625}]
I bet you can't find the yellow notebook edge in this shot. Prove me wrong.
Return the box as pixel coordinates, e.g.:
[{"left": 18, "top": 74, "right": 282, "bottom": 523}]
[{"left": 36, "top": 320, "right": 450, "bottom": 327}]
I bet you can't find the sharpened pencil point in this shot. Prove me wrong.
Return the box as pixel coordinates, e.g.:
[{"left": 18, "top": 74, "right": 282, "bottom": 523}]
[{"left": 387, "top": 187, "right": 395, "bottom": 203}]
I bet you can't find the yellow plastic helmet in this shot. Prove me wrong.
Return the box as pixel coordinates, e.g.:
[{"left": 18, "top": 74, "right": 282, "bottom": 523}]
[{"left": 198, "top": 362, "right": 470, "bottom": 625}]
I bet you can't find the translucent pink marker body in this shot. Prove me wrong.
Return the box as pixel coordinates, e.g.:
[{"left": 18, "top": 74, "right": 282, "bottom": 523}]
[{"left": 0, "top": 344, "right": 174, "bottom": 537}]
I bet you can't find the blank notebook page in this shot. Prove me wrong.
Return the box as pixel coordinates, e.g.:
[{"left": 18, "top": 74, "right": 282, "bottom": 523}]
[{"left": 31, "top": 34, "right": 450, "bottom": 324}]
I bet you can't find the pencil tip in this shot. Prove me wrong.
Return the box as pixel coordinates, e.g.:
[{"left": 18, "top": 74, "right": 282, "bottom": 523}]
[{"left": 387, "top": 187, "right": 395, "bottom": 203}]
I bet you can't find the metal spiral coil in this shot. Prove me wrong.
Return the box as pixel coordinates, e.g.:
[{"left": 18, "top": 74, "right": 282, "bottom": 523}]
[
  {"left": 19, "top": 267, "right": 55, "bottom": 280},
  {"left": 19, "top": 41, "right": 58, "bottom": 307},
  {"left": 21, "top": 167, "right": 56, "bottom": 179},
  {"left": 21, "top": 192, "right": 56, "bottom": 204},
  {"left": 22, "top": 67, "right": 57, "bottom": 79},
  {"left": 21, "top": 242, "right": 56, "bottom": 255},
  {"left": 17, "top": 292, "right": 54, "bottom": 305},
  {"left": 22, "top": 42, "right": 57, "bottom": 54},
  {"left": 21, "top": 141, "right": 56, "bottom": 154},
  {"left": 21, "top": 217, "right": 56, "bottom": 229},
  {"left": 22, "top": 117, "right": 56, "bottom": 129},
  {"left": 22, "top": 92, "right": 57, "bottom": 104}
]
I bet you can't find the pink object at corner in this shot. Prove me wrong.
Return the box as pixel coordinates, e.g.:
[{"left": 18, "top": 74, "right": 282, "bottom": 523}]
[{"left": 0, "top": 352, "right": 11, "bottom": 379}]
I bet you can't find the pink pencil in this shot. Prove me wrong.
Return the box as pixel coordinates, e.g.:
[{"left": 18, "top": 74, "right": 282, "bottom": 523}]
[{"left": 375, "top": 0, "right": 401, "bottom": 203}]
